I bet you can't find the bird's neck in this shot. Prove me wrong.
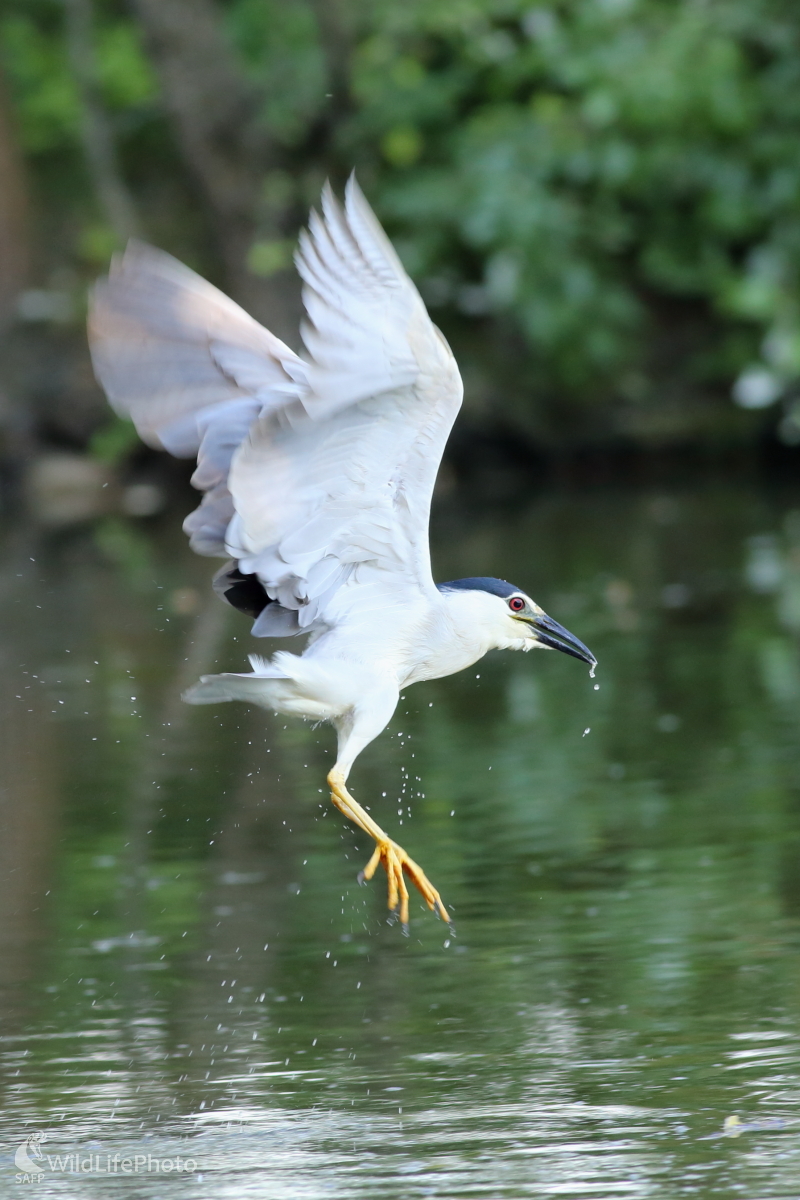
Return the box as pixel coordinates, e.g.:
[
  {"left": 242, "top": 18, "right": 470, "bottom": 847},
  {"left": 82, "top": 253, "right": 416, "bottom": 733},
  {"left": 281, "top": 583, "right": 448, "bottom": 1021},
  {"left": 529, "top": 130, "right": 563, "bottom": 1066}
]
[{"left": 401, "top": 588, "right": 518, "bottom": 686}]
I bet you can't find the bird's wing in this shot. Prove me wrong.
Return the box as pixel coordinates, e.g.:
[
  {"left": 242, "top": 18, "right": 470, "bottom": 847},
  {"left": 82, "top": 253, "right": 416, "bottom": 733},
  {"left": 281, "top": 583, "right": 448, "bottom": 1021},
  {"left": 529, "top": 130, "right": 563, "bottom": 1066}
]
[
  {"left": 88, "top": 241, "right": 307, "bottom": 555},
  {"left": 88, "top": 178, "right": 463, "bottom": 630},
  {"left": 227, "top": 177, "right": 463, "bottom": 627}
]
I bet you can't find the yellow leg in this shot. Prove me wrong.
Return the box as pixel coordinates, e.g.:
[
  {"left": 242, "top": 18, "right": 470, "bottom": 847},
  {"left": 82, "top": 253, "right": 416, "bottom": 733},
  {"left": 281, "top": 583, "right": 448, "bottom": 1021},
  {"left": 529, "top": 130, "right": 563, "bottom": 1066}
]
[{"left": 327, "top": 768, "right": 450, "bottom": 929}]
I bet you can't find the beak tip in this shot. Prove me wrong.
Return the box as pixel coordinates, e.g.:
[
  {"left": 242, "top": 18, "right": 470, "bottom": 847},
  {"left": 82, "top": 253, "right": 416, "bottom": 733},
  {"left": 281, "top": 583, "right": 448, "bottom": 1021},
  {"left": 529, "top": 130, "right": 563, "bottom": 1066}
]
[{"left": 532, "top": 612, "right": 596, "bottom": 668}]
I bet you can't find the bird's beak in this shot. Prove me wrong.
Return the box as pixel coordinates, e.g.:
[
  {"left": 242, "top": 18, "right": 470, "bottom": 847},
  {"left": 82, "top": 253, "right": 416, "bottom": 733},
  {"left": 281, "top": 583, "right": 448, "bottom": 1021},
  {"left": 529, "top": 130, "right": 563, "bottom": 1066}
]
[{"left": 526, "top": 611, "right": 597, "bottom": 667}]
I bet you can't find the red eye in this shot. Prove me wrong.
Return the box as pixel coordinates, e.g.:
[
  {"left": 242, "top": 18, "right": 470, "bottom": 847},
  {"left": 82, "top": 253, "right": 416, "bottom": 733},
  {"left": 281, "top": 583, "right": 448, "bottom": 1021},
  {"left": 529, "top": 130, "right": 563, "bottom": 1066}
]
[{"left": 509, "top": 596, "right": 525, "bottom": 612}]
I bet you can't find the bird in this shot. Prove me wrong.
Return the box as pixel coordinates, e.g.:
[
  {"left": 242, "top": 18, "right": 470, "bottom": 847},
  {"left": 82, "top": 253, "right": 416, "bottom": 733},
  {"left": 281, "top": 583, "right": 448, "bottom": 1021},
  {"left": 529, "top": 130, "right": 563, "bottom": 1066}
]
[{"left": 88, "top": 177, "right": 596, "bottom": 931}]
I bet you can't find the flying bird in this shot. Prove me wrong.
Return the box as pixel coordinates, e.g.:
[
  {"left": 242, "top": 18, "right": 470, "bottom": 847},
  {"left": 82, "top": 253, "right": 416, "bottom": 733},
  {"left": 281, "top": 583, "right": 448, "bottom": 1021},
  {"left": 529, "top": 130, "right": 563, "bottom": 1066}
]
[{"left": 88, "top": 178, "right": 596, "bottom": 930}]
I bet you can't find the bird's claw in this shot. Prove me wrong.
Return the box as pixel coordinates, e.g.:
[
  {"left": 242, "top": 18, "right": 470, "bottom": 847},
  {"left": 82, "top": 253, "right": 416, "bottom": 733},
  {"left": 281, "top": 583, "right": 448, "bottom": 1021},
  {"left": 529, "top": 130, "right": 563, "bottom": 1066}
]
[
  {"left": 432, "top": 900, "right": 457, "bottom": 936},
  {"left": 359, "top": 837, "right": 450, "bottom": 929}
]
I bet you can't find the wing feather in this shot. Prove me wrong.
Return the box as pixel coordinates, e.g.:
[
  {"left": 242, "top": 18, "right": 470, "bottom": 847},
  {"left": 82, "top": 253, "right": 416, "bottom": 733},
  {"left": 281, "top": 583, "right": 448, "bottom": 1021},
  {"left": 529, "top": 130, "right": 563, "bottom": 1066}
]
[
  {"left": 88, "top": 178, "right": 463, "bottom": 630},
  {"left": 88, "top": 241, "right": 306, "bottom": 555}
]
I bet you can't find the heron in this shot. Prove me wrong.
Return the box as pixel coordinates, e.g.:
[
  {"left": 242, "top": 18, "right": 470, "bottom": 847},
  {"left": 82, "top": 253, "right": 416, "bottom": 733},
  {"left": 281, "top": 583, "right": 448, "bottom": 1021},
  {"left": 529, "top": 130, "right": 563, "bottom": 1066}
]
[{"left": 88, "top": 178, "right": 596, "bottom": 931}]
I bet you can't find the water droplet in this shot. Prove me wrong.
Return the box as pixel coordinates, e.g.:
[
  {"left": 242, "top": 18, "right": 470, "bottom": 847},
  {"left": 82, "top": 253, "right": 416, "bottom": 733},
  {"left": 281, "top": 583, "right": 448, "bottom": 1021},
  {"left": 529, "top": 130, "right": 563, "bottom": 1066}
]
[
  {"left": 582, "top": 727, "right": 591, "bottom": 737},
  {"left": 589, "top": 664, "right": 596, "bottom": 678},
  {"left": 593, "top": 683, "right": 600, "bottom": 690}
]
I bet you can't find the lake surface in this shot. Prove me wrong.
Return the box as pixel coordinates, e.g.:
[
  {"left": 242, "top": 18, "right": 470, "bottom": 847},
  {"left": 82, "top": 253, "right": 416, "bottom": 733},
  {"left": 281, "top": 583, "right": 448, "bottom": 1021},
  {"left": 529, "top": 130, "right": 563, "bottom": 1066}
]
[{"left": 2, "top": 478, "right": 800, "bottom": 1197}]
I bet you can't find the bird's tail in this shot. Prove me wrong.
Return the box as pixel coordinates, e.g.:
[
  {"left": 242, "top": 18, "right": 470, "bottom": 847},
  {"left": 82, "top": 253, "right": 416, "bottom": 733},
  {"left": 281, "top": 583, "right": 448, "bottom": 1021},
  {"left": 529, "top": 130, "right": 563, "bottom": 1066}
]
[{"left": 182, "top": 655, "right": 288, "bottom": 708}]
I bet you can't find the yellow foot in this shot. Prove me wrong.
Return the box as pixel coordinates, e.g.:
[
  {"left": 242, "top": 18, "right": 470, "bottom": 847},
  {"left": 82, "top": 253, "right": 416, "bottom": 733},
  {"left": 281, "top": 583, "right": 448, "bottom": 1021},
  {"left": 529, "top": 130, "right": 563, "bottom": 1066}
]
[
  {"left": 358, "top": 838, "right": 450, "bottom": 930},
  {"left": 327, "top": 768, "right": 450, "bottom": 931}
]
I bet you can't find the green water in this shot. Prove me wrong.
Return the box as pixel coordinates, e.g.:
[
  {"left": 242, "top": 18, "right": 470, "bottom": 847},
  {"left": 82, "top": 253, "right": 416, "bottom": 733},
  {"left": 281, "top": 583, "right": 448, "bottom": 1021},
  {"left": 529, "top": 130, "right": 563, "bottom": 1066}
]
[{"left": 2, "top": 481, "right": 800, "bottom": 1197}]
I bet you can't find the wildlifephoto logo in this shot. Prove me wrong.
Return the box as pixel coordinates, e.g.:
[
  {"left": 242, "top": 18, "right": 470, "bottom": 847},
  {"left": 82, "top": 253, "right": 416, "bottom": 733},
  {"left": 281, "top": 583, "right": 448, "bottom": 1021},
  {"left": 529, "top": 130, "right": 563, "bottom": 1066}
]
[{"left": 13, "top": 1131, "right": 197, "bottom": 1183}]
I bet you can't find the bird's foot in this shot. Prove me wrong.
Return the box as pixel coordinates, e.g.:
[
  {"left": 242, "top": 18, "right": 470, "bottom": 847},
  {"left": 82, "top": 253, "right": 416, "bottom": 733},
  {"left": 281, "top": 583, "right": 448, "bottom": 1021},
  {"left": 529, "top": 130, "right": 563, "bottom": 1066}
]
[
  {"left": 327, "top": 768, "right": 450, "bottom": 930},
  {"left": 358, "top": 838, "right": 449, "bottom": 930}
]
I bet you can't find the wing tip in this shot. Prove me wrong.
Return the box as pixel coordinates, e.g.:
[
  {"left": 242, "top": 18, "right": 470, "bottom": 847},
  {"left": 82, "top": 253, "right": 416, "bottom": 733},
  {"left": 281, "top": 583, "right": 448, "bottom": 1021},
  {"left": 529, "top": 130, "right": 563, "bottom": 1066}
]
[
  {"left": 343, "top": 176, "right": 409, "bottom": 285},
  {"left": 343, "top": 170, "right": 365, "bottom": 211}
]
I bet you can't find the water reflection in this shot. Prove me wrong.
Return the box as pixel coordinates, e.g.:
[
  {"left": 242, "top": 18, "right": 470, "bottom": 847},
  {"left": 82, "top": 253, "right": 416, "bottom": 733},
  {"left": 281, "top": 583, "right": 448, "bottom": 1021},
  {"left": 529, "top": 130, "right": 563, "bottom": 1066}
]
[{"left": 2, "top": 482, "right": 800, "bottom": 1196}]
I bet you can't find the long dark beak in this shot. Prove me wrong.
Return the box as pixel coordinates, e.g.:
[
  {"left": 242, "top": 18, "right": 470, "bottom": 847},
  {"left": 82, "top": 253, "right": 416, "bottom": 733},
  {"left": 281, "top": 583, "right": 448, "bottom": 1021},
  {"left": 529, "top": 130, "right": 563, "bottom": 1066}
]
[{"left": 529, "top": 612, "right": 596, "bottom": 667}]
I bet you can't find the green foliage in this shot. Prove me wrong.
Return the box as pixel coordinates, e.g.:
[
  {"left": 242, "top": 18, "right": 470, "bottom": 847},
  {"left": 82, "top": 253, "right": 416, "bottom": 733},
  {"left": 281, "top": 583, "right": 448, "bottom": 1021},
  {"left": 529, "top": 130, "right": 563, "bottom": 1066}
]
[
  {"left": 0, "top": 5, "right": 81, "bottom": 153},
  {"left": 89, "top": 413, "right": 139, "bottom": 463},
  {"left": 0, "top": 0, "right": 156, "bottom": 152},
  {"left": 340, "top": 0, "right": 800, "bottom": 414},
  {"left": 224, "top": 0, "right": 327, "bottom": 146},
  {"left": 93, "top": 19, "right": 156, "bottom": 110},
  {"left": 0, "top": 0, "right": 164, "bottom": 268},
  {"left": 246, "top": 237, "right": 296, "bottom": 277},
  {"left": 4, "top": 0, "right": 800, "bottom": 439}
]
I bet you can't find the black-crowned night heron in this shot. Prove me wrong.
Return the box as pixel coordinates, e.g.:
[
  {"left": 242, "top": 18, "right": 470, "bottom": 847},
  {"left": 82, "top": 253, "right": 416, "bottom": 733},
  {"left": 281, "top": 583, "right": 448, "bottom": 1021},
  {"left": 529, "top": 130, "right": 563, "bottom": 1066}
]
[{"left": 88, "top": 178, "right": 596, "bottom": 930}]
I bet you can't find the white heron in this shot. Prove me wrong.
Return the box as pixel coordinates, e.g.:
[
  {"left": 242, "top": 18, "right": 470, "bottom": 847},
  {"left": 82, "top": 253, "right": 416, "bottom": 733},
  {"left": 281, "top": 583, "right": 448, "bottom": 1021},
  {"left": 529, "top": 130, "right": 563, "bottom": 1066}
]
[{"left": 88, "top": 178, "right": 595, "bottom": 930}]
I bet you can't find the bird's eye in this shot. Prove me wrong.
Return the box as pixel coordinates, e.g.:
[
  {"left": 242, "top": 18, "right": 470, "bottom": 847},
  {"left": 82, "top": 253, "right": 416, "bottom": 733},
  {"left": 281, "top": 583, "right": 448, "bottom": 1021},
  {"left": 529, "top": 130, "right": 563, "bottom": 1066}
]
[{"left": 509, "top": 596, "right": 525, "bottom": 612}]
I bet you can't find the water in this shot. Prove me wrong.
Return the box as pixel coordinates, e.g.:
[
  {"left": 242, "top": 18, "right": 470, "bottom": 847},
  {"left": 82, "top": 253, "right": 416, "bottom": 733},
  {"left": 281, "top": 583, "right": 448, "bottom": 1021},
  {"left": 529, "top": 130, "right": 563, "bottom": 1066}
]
[{"left": 2, "top": 481, "right": 800, "bottom": 1197}]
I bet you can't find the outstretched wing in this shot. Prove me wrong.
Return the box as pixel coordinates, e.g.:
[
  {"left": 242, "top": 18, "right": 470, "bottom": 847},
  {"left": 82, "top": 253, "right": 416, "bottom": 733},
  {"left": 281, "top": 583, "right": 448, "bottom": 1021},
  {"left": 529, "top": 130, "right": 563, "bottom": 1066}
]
[
  {"left": 228, "top": 178, "right": 463, "bottom": 627},
  {"left": 89, "top": 242, "right": 307, "bottom": 556},
  {"left": 89, "top": 177, "right": 463, "bottom": 632}
]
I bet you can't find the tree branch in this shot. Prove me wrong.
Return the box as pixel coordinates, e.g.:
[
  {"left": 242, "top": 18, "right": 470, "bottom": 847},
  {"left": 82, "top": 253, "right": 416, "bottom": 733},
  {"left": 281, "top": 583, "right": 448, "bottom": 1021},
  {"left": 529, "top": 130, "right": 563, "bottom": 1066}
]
[
  {"left": 0, "top": 65, "right": 29, "bottom": 328},
  {"left": 62, "top": 0, "right": 141, "bottom": 243}
]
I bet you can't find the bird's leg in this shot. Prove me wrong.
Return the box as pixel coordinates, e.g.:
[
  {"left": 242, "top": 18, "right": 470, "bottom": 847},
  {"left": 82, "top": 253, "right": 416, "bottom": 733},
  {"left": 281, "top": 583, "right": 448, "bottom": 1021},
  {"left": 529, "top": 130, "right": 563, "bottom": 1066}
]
[{"left": 327, "top": 768, "right": 449, "bottom": 929}]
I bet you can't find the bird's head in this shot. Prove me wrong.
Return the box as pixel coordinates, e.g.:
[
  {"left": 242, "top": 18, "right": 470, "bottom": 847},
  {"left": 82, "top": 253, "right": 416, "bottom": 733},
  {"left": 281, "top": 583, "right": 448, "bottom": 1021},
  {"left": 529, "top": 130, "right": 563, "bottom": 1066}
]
[{"left": 438, "top": 577, "right": 596, "bottom": 667}]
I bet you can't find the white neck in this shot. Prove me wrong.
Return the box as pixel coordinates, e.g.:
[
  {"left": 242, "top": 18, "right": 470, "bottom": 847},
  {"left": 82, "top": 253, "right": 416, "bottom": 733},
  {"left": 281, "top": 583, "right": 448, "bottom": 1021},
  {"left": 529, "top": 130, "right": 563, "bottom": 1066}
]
[{"left": 402, "top": 588, "right": 529, "bottom": 686}]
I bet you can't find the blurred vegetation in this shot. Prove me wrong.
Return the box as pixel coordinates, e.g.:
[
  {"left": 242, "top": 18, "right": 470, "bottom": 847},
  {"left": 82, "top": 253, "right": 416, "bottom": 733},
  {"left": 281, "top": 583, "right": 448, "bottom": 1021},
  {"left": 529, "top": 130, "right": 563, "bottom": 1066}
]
[{"left": 3, "top": 0, "right": 800, "bottom": 450}]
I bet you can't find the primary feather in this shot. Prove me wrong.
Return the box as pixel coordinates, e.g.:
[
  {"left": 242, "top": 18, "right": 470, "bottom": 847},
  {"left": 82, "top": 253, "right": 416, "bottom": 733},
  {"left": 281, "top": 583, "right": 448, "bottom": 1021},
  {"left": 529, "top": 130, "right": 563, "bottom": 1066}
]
[{"left": 88, "top": 177, "right": 463, "bottom": 630}]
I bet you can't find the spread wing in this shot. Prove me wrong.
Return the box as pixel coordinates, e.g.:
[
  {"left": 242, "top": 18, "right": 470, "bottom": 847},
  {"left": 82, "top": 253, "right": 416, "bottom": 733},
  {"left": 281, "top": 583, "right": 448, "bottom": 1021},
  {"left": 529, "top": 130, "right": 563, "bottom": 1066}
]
[
  {"left": 88, "top": 241, "right": 306, "bottom": 556},
  {"left": 88, "top": 177, "right": 463, "bottom": 632}
]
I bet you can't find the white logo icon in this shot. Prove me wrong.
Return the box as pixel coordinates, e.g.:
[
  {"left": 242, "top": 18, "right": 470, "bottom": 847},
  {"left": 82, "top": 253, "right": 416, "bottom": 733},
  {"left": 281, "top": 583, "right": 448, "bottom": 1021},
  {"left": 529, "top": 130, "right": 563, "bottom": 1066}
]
[{"left": 15, "top": 1131, "right": 46, "bottom": 1174}]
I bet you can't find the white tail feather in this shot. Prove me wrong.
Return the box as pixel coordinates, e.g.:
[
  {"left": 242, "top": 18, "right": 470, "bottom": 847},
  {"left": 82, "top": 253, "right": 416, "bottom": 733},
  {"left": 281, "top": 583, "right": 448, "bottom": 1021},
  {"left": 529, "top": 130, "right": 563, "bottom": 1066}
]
[
  {"left": 183, "top": 672, "right": 280, "bottom": 708},
  {"left": 248, "top": 654, "right": 272, "bottom": 674}
]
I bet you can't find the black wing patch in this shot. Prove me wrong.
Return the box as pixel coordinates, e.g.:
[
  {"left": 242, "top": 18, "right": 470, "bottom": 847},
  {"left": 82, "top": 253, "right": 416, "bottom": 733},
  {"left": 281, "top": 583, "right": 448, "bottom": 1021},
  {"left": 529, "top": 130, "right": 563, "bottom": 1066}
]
[{"left": 212, "top": 561, "right": 270, "bottom": 618}]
